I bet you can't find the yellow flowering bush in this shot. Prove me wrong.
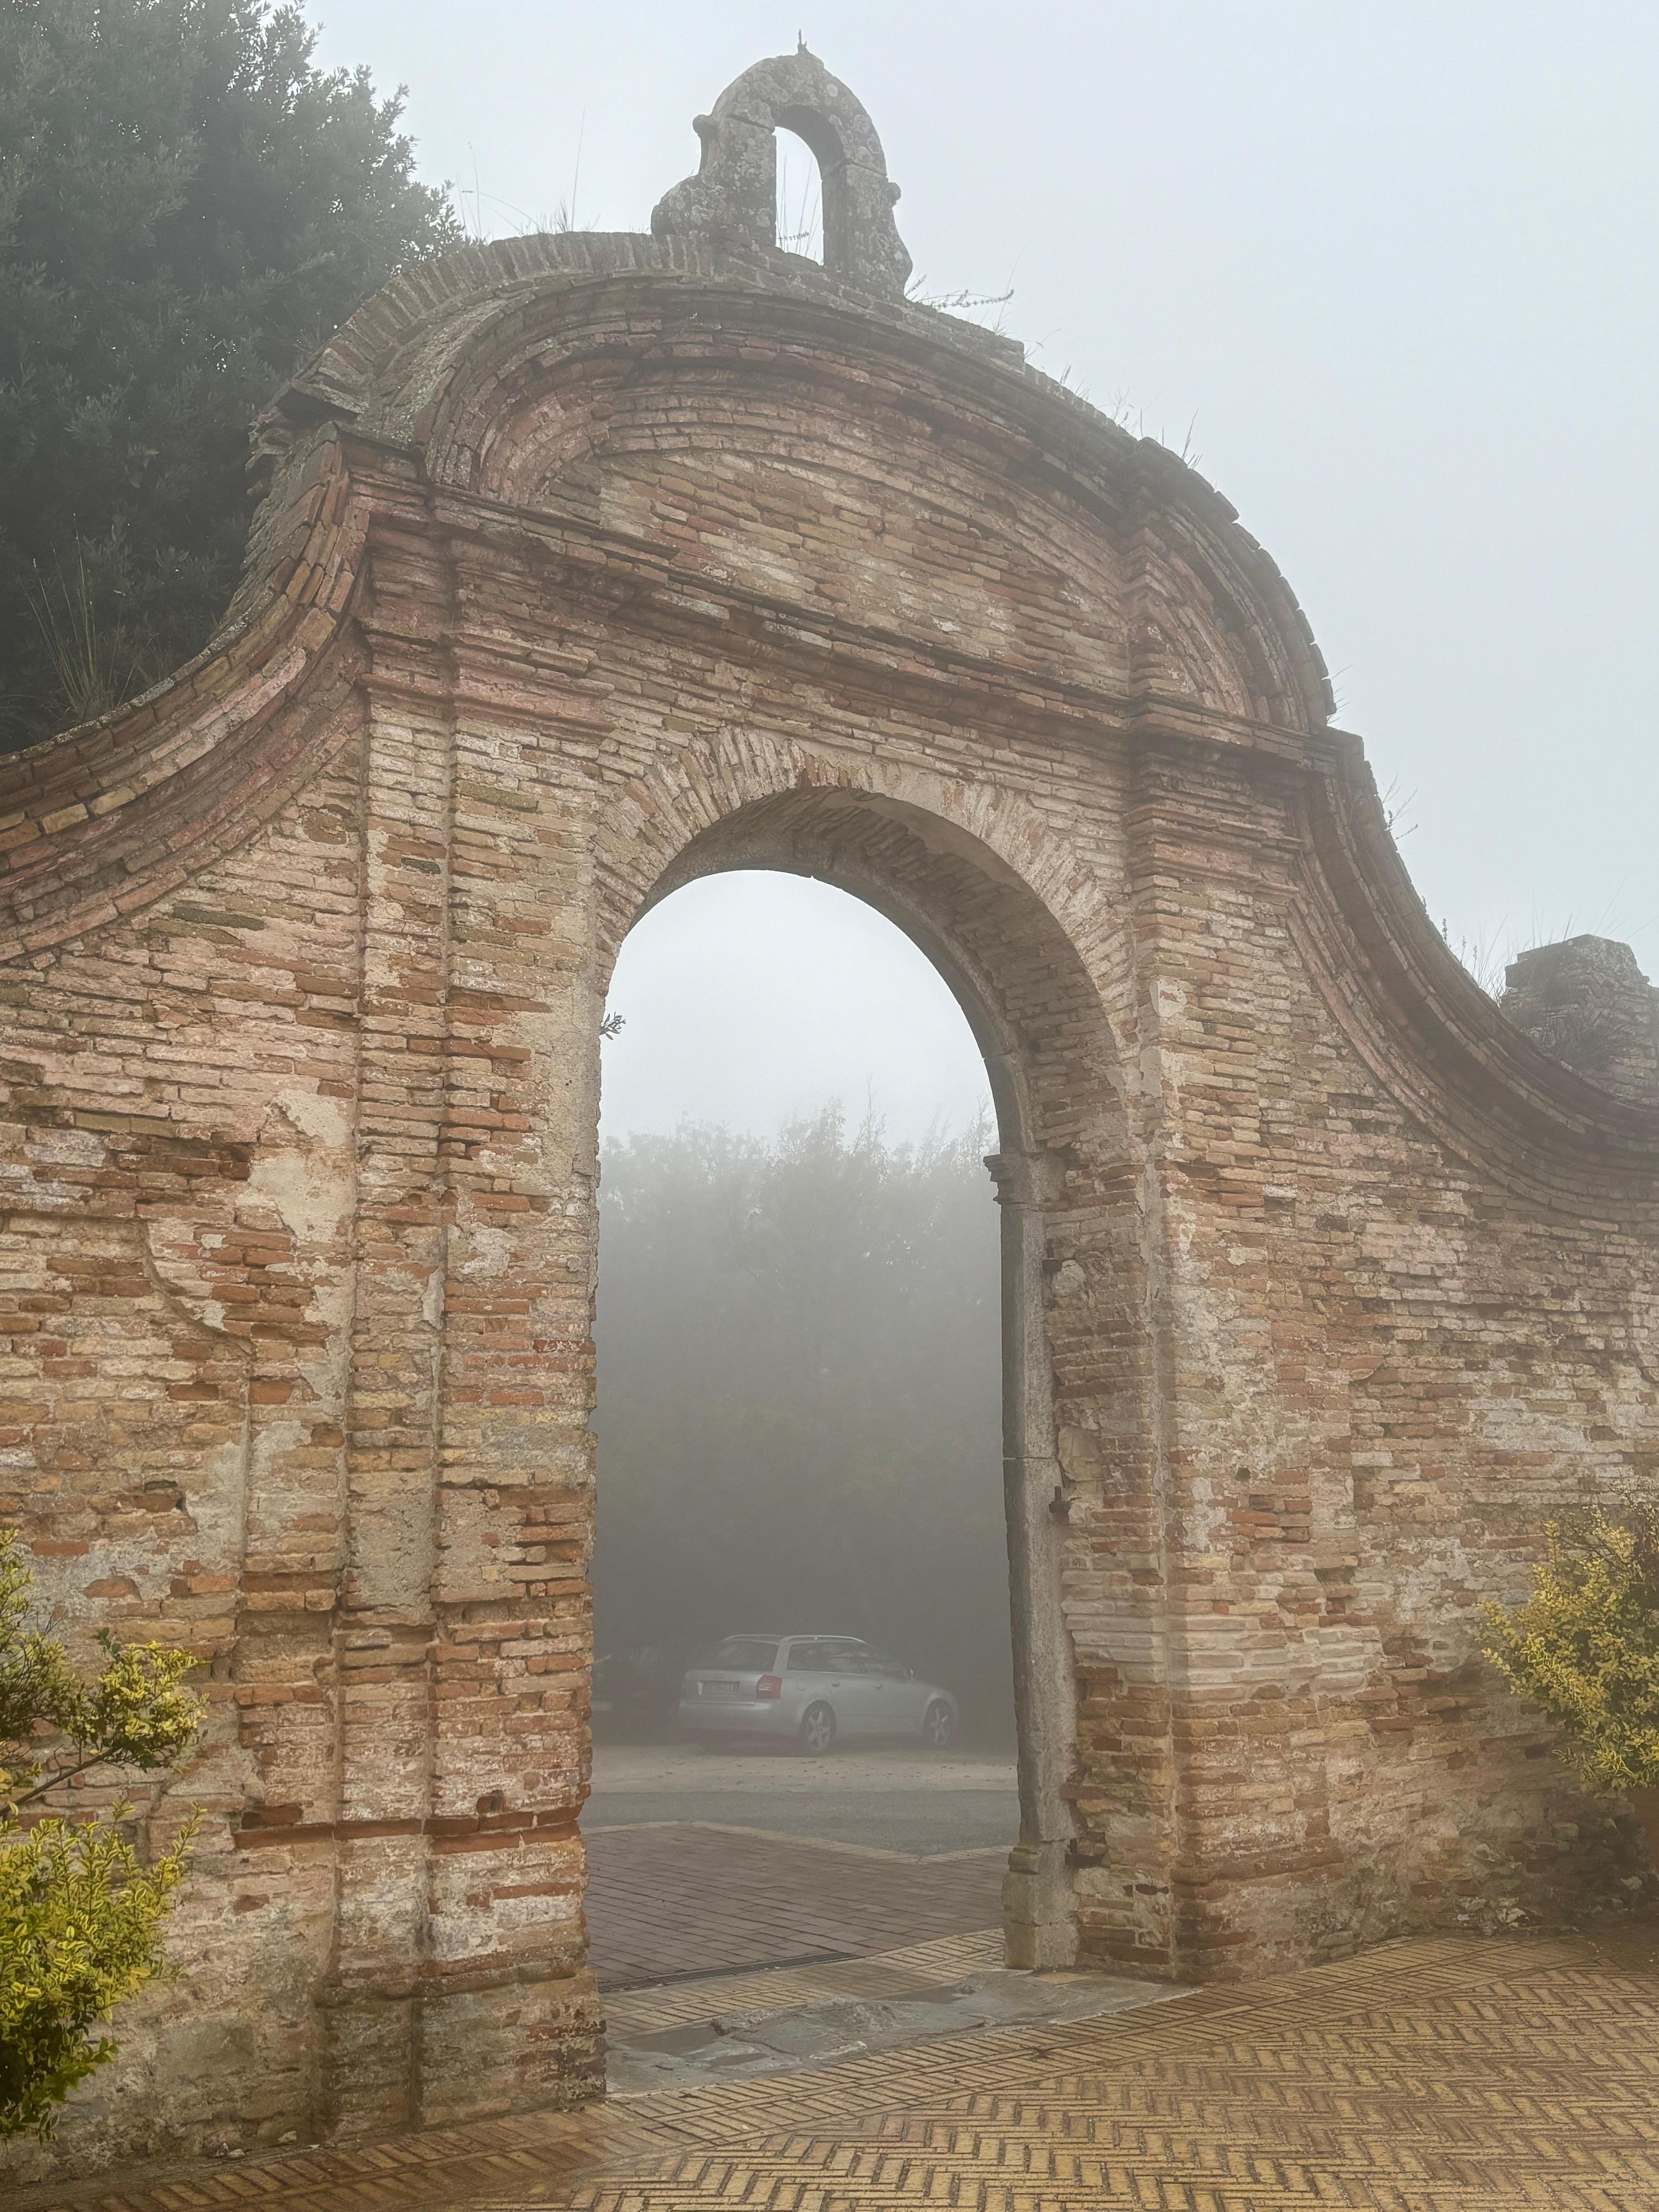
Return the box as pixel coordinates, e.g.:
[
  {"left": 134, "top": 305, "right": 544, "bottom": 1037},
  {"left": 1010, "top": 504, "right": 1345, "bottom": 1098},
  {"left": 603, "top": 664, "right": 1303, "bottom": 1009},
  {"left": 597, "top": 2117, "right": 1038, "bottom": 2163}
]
[
  {"left": 1482, "top": 1505, "right": 1659, "bottom": 1794},
  {"left": 0, "top": 1530, "right": 202, "bottom": 2139},
  {"left": 0, "top": 1812, "right": 192, "bottom": 2138}
]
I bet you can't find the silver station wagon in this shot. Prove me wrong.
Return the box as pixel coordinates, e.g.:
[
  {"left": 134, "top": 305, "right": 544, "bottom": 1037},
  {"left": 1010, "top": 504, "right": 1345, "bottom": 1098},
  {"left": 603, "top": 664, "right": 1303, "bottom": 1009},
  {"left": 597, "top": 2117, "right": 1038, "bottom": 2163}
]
[{"left": 678, "top": 1634, "right": 959, "bottom": 1754}]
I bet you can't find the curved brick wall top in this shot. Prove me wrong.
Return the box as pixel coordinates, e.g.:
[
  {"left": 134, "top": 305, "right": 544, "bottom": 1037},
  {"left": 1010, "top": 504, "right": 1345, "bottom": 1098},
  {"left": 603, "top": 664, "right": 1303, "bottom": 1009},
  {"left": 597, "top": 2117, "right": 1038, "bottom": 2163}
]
[
  {"left": 0, "top": 220, "right": 1654, "bottom": 1174},
  {"left": 275, "top": 231, "right": 1332, "bottom": 720}
]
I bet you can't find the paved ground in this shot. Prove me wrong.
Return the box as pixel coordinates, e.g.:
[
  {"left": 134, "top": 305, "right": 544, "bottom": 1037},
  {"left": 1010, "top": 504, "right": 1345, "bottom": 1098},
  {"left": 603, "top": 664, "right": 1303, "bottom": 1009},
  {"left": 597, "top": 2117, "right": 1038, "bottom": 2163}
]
[
  {"left": 26, "top": 1926, "right": 1659, "bottom": 2211},
  {"left": 604, "top": 1928, "right": 1187, "bottom": 2095},
  {"left": 586, "top": 1742, "right": 1020, "bottom": 1855},
  {"left": 582, "top": 1744, "right": 1019, "bottom": 1990},
  {"left": 584, "top": 1825, "right": 1006, "bottom": 1989}
]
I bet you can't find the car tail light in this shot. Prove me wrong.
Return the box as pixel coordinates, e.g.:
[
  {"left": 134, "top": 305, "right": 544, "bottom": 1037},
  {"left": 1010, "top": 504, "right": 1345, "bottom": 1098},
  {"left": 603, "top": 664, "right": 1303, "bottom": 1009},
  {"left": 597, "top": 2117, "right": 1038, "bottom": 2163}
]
[{"left": 756, "top": 1674, "right": 782, "bottom": 1700}]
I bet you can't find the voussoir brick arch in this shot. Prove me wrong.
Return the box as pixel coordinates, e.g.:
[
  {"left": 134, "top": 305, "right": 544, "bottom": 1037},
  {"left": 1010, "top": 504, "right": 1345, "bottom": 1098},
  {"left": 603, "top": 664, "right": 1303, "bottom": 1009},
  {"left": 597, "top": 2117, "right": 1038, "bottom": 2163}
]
[
  {"left": 591, "top": 752, "right": 1155, "bottom": 1954},
  {"left": 591, "top": 739, "right": 1132, "bottom": 1122},
  {"left": 4, "top": 41, "right": 1658, "bottom": 2189}
]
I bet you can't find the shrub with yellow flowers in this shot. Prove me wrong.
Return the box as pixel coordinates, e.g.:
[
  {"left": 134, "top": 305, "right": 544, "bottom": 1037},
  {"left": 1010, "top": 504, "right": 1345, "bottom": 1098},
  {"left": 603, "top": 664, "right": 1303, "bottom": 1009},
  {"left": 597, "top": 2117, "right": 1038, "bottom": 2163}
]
[
  {"left": 0, "top": 1529, "right": 202, "bottom": 2140},
  {"left": 1482, "top": 1500, "right": 1659, "bottom": 1824}
]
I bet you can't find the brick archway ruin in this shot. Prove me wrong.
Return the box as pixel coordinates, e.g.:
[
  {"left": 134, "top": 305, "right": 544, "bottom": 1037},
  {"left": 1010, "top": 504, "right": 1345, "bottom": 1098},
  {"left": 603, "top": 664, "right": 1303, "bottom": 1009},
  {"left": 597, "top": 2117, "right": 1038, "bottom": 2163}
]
[
  {"left": 606, "top": 776, "right": 1137, "bottom": 1983},
  {"left": 3, "top": 45, "right": 1657, "bottom": 2179}
]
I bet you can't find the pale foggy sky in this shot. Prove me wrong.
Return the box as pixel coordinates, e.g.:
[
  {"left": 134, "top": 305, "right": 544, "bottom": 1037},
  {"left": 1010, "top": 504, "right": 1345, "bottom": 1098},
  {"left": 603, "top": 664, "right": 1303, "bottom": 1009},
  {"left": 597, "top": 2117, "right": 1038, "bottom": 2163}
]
[
  {"left": 312, "top": 1, "right": 1658, "bottom": 1140},
  {"left": 601, "top": 876, "right": 994, "bottom": 1145}
]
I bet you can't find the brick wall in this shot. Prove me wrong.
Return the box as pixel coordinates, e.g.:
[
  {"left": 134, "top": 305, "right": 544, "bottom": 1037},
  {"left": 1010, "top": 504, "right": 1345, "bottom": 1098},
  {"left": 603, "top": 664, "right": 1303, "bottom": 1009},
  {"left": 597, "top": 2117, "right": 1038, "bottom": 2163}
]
[{"left": 2, "top": 225, "right": 1655, "bottom": 2176}]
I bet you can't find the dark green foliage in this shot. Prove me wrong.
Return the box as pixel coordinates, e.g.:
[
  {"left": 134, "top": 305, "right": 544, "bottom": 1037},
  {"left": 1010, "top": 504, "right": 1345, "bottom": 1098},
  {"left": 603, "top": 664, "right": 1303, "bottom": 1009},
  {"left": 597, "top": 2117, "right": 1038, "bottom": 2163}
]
[
  {"left": 594, "top": 1112, "right": 1014, "bottom": 1737},
  {"left": 0, "top": 0, "right": 461, "bottom": 747}
]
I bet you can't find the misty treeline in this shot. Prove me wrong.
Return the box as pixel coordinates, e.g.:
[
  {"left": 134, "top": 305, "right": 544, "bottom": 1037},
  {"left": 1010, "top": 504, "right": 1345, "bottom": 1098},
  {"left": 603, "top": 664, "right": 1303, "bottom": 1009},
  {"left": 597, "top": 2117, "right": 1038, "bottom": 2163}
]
[{"left": 593, "top": 1110, "right": 1014, "bottom": 1738}]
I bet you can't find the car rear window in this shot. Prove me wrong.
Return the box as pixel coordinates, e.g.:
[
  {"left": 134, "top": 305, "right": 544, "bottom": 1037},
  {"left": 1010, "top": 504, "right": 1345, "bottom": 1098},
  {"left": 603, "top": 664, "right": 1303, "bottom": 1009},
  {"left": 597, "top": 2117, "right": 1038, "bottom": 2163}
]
[
  {"left": 702, "top": 1638, "right": 779, "bottom": 1672},
  {"left": 789, "top": 1639, "right": 869, "bottom": 1672}
]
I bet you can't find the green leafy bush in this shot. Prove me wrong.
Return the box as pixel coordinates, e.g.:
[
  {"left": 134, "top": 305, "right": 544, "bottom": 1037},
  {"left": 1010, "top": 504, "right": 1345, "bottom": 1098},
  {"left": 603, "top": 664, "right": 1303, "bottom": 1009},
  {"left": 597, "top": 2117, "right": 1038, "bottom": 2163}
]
[
  {"left": 0, "top": 1530, "right": 203, "bottom": 2140},
  {"left": 1482, "top": 1503, "right": 1659, "bottom": 1794},
  {"left": 0, "top": 1813, "right": 192, "bottom": 2140}
]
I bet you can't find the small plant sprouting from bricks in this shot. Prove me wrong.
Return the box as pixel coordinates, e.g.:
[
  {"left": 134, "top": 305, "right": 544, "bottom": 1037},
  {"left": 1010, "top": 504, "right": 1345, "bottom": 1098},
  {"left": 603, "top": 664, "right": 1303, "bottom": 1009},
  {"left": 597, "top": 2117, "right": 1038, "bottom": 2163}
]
[
  {"left": 0, "top": 1528, "right": 203, "bottom": 2140},
  {"left": 1482, "top": 1496, "right": 1659, "bottom": 1807},
  {"left": 25, "top": 534, "right": 157, "bottom": 730}
]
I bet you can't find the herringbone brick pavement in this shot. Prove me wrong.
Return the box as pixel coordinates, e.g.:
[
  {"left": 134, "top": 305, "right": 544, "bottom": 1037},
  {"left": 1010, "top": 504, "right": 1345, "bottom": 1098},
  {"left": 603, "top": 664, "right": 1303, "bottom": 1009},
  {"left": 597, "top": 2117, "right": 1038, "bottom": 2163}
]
[{"left": 17, "top": 1930, "right": 1659, "bottom": 2212}]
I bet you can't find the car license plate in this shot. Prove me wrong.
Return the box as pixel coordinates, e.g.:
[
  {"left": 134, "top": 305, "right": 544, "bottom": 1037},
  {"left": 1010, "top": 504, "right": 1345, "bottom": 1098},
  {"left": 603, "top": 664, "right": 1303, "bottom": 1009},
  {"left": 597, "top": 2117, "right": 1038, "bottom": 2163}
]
[{"left": 701, "top": 1680, "right": 744, "bottom": 1698}]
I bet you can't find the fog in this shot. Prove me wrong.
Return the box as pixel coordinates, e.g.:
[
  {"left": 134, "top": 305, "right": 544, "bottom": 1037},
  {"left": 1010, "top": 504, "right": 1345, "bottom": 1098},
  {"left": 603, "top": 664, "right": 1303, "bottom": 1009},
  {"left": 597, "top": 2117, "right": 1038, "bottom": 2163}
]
[
  {"left": 601, "top": 874, "right": 994, "bottom": 1144},
  {"left": 593, "top": 876, "right": 1009, "bottom": 1738},
  {"left": 592, "top": 1107, "right": 1012, "bottom": 1740}
]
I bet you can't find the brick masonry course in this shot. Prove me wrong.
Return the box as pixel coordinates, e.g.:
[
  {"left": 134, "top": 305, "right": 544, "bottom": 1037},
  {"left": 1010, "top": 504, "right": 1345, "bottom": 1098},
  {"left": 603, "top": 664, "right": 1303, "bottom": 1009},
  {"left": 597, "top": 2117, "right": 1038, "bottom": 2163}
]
[{"left": 2, "top": 45, "right": 1657, "bottom": 2183}]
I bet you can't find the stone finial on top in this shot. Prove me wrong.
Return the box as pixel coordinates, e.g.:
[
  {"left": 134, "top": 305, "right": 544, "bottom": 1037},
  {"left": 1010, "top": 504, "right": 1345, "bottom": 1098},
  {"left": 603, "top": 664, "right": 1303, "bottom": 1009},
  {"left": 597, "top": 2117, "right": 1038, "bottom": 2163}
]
[
  {"left": 651, "top": 46, "right": 912, "bottom": 299},
  {"left": 1501, "top": 934, "right": 1659, "bottom": 1104}
]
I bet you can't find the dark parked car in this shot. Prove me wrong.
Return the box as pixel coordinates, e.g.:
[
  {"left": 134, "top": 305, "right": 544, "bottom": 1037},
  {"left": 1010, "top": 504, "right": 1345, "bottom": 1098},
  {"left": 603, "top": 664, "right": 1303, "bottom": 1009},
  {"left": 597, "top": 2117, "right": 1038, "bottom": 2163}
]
[{"left": 592, "top": 1644, "right": 686, "bottom": 1734}]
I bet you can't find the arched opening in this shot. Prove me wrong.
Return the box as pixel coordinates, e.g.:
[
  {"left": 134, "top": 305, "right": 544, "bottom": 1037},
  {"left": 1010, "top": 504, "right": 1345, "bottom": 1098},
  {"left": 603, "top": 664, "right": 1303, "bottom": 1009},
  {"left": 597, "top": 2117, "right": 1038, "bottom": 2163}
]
[
  {"left": 583, "top": 872, "right": 1017, "bottom": 2061},
  {"left": 775, "top": 127, "right": 824, "bottom": 262},
  {"left": 578, "top": 777, "right": 1149, "bottom": 2008}
]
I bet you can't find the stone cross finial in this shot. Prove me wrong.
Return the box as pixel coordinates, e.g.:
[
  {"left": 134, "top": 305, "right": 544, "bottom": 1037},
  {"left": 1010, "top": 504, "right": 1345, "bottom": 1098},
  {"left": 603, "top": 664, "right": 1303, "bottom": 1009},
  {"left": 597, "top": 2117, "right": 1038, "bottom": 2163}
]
[{"left": 651, "top": 47, "right": 913, "bottom": 298}]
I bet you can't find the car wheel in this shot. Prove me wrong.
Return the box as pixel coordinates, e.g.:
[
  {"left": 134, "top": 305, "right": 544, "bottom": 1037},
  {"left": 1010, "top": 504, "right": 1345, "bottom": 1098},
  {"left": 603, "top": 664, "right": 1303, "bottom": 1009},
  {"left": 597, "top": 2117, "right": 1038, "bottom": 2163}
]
[
  {"left": 922, "top": 1700, "right": 955, "bottom": 1750},
  {"left": 797, "top": 1701, "right": 836, "bottom": 1756}
]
